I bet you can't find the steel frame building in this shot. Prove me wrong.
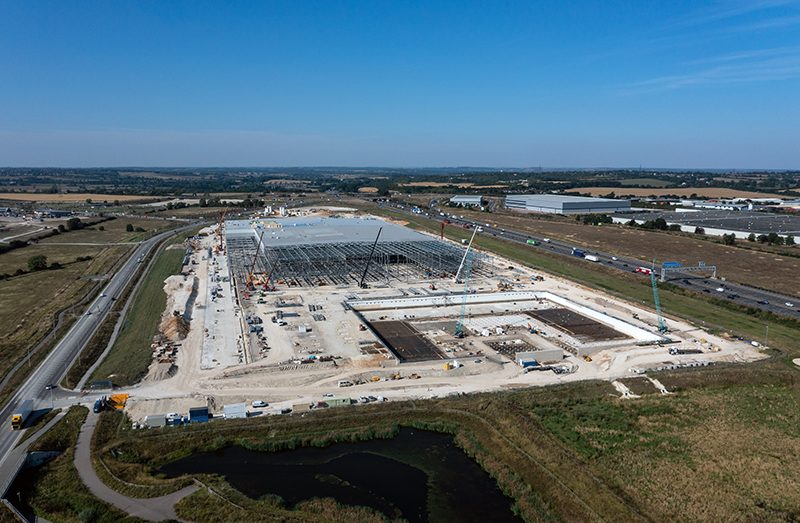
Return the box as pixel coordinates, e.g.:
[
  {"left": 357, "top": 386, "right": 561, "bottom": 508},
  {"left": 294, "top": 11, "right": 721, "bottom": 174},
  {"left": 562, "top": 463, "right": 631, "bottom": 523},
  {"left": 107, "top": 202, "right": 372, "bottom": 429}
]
[{"left": 225, "top": 217, "right": 492, "bottom": 287}]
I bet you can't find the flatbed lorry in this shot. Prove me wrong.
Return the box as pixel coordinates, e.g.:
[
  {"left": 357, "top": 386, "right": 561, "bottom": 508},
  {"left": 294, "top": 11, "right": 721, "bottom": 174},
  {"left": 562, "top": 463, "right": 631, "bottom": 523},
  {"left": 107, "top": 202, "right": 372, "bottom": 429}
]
[{"left": 11, "top": 399, "right": 33, "bottom": 430}]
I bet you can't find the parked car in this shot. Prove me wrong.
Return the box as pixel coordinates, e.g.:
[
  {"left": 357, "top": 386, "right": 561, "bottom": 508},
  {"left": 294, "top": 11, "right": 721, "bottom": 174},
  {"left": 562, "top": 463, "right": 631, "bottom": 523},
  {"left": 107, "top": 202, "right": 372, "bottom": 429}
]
[{"left": 251, "top": 400, "right": 267, "bottom": 408}]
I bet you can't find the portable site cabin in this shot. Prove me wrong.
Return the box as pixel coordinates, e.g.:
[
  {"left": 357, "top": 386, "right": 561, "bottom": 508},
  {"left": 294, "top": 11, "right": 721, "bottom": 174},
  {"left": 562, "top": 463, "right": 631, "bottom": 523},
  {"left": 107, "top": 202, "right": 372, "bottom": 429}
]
[
  {"left": 515, "top": 348, "right": 563, "bottom": 366},
  {"left": 144, "top": 414, "right": 167, "bottom": 428},
  {"left": 223, "top": 403, "right": 248, "bottom": 419},
  {"left": 188, "top": 406, "right": 209, "bottom": 423},
  {"left": 324, "top": 397, "right": 352, "bottom": 408}
]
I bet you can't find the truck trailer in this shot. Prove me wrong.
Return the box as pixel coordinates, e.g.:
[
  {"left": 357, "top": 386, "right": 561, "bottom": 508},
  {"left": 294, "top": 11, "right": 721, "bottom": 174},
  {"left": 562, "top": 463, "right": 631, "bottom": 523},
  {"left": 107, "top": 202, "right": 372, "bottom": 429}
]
[
  {"left": 584, "top": 254, "right": 599, "bottom": 262},
  {"left": 11, "top": 399, "right": 33, "bottom": 430}
]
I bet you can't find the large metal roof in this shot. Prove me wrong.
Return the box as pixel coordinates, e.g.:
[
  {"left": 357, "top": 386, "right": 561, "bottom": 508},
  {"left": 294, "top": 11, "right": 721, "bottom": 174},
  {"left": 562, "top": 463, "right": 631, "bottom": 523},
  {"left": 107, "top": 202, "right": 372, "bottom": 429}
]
[
  {"left": 225, "top": 216, "right": 430, "bottom": 246},
  {"left": 506, "top": 194, "right": 627, "bottom": 205}
]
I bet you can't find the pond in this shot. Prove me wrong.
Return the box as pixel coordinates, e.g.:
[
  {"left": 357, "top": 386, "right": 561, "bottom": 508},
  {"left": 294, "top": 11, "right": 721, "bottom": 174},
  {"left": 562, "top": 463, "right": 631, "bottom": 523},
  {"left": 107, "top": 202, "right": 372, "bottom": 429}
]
[{"left": 159, "top": 427, "right": 523, "bottom": 522}]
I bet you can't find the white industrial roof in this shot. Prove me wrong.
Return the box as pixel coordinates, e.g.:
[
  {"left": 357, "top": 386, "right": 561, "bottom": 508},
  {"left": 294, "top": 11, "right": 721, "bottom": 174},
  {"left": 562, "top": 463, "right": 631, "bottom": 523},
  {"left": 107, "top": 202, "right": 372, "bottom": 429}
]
[
  {"left": 226, "top": 217, "right": 431, "bottom": 246},
  {"left": 450, "top": 195, "right": 483, "bottom": 202},
  {"left": 506, "top": 194, "right": 627, "bottom": 204}
]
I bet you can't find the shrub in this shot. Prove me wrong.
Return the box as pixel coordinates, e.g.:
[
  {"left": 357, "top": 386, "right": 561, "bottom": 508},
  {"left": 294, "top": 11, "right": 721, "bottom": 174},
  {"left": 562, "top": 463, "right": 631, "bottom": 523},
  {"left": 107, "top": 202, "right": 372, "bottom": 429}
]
[{"left": 28, "top": 255, "right": 48, "bottom": 272}]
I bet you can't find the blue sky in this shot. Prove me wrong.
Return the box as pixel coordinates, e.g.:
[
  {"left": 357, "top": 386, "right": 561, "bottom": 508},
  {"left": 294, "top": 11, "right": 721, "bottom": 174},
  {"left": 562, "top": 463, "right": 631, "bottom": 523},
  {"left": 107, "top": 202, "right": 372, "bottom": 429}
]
[{"left": 1, "top": 0, "right": 799, "bottom": 168}]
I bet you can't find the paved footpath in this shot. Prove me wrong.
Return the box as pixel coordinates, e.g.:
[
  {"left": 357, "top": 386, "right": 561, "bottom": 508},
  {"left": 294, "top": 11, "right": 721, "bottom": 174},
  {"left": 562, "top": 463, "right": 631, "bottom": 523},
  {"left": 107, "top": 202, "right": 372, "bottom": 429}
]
[{"left": 74, "top": 411, "right": 198, "bottom": 522}]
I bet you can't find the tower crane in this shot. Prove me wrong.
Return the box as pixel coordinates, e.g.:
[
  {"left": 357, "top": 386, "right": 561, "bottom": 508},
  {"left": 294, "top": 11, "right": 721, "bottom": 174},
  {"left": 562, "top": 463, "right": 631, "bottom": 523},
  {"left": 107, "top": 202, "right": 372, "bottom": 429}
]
[
  {"left": 359, "top": 227, "right": 383, "bottom": 288},
  {"left": 246, "top": 230, "right": 265, "bottom": 289},
  {"left": 650, "top": 259, "right": 667, "bottom": 333},
  {"left": 454, "top": 226, "right": 479, "bottom": 338},
  {"left": 454, "top": 227, "right": 478, "bottom": 283},
  {"left": 454, "top": 245, "right": 474, "bottom": 338},
  {"left": 215, "top": 210, "right": 227, "bottom": 253}
]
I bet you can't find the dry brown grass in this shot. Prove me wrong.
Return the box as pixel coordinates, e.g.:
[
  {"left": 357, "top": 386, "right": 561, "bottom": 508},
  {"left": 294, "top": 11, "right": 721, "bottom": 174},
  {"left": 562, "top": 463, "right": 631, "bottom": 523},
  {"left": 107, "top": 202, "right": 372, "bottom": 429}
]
[
  {"left": 356, "top": 186, "right": 379, "bottom": 193},
  {"left": 0, "top": 193, "right": 160, "bottom": 202},
  {"left": 461, "top": 209, "right": 800, "bottom": 297},
  {"left": 574, "top": 187, "right": 786, "bottom": 198}
]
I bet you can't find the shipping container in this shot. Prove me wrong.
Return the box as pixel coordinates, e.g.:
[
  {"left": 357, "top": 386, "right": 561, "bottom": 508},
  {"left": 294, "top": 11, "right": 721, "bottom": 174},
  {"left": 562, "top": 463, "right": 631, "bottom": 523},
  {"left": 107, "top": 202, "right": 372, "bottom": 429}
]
[
  {"left": 144, "top": 414, "right": 167, "bottom": 428},
  {"left": 188, "top": 406, "right": 209, "bottom": 423},
  {"left": 223, "top": 403, "right": 248, "bottom": 419}
]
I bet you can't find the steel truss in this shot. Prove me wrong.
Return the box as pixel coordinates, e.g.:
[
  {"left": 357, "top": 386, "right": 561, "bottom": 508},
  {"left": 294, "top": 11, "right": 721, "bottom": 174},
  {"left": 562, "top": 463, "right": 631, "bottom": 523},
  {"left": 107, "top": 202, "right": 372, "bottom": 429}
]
[{"left": 227, "top": 237, "right": 493, "bottom": 287}]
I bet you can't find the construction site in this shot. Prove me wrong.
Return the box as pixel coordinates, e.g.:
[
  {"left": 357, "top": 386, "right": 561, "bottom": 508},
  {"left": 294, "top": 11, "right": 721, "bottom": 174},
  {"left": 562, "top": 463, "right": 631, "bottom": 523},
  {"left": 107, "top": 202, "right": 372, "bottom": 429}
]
[{"left": 125, "top": 207, "right": 766, "bottom": 425}]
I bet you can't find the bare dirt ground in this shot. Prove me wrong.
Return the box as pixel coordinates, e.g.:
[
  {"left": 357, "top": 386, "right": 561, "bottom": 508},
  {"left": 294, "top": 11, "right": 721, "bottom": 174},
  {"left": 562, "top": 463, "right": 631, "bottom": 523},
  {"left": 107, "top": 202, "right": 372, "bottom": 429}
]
[{"left": 124, "top": 213, "right": 764, "bottom": 423}]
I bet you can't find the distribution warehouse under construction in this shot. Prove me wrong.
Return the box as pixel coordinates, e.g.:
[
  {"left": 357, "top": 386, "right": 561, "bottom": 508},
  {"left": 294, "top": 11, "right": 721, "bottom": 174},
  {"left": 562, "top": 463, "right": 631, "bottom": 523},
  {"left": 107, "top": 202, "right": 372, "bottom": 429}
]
[{"left": 124, "top": 207, "right": 764, "bottom": 424}]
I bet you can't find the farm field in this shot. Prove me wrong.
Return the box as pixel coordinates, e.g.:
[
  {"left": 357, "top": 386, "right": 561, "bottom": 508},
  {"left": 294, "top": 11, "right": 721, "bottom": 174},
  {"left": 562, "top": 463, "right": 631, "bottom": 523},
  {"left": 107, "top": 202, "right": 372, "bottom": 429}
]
[
  {"left": 39, "top": 217, "right": 177, "bottom": 244},
  {"left": 572, "top": 187, "right": 787, "bottom": 198},
  {"left": 618, "top": 177, "right": 673, "bottom": 187},
  {"left": 0, "top": 193, "right": 162, "bottom": 202},
  {"left": 457, "top": 208, "right": 800, "bottom": 297},
  {"left": 0, "top": 243, "right": 131, "bottom": 388}
]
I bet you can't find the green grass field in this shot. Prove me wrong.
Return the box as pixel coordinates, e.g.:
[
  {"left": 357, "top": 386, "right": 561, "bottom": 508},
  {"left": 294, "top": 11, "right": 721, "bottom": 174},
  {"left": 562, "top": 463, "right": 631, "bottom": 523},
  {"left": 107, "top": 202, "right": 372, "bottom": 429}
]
[{"left": 89, "top": 246, "right": 186, "bottom": 386}]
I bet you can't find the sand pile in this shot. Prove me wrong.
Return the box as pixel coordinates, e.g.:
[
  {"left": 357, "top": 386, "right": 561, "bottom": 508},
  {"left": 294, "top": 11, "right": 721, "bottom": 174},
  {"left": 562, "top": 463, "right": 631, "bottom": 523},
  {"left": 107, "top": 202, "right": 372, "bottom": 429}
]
[
  {"left": 145, "top": 362, "right": 178, "bottom": 381},
  {"left": 161, "top": 312, "right": 189, "bottom": 341}
]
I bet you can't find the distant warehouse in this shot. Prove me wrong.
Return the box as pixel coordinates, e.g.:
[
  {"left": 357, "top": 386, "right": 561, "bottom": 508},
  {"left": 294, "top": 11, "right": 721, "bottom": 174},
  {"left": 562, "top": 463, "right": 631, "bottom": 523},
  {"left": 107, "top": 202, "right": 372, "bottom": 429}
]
[
  {"left": 505, "top": 194, "right": 630, "bottom": 214},
  {"left": 449, "top": 195, "right": 484, "bottom": 207}
]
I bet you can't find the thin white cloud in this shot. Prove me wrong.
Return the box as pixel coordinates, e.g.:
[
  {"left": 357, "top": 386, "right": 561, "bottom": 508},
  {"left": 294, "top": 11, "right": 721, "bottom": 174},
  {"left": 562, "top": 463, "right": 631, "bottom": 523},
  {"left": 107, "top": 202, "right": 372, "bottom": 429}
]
[
  {"left": 721, "top": 13, "right": 800, "bottom": 32},
  {"left": 625, "top": 52, "right": 800, "bottom": 92},
  {"left": 685, "top": 45, "right": 800, "bottom": 65},
  {"left": 672, "top": 0, "right": 798, "bottom": 27}
]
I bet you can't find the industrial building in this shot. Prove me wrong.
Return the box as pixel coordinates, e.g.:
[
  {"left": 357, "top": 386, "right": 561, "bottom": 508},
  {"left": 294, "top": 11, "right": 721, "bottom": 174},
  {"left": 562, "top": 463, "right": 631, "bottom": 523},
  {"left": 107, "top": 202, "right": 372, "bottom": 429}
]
[
  {"left": 449, "top": 195, "right": 484, "bottom": 207},
  {"left": 505, "top": 194, "right": 631, "bottom": 214},
  {"left": 225, "top": 216, "right": 491, "bottom": 287},
  {"left": 613, "top": 210, "right": 800, "bottom": 239}
]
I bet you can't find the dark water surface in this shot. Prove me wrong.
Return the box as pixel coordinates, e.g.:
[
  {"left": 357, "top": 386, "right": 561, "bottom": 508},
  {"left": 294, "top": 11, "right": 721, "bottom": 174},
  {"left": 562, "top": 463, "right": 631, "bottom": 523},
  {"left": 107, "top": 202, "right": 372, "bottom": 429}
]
[{"left": 159, "top": 427, "right": 523, "bottom": 523}]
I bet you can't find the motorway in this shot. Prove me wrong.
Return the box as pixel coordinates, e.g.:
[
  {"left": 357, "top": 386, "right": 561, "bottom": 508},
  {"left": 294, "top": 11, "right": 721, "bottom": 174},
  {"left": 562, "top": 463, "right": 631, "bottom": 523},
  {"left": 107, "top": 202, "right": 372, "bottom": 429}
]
[
  {"left": 382, "top": 201, "right": 800, "bottom": 321},
  {"left": 0, "top": 223, "right": 197, "bottom": 478}
]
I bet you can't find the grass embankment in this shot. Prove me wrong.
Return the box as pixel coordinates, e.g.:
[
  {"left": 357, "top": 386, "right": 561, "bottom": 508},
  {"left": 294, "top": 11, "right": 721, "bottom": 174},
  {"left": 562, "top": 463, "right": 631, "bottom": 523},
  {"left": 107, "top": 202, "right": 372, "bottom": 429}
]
[
  {"left": 15, "top": 406, "right": 144, "bottom": 523},
  {"left": 76, "top": 359, "right": 799, "bottom": 522},
  {"left": 88, "top": 226, "right": 201, "bottom": 386},
  {"left": 368, "top": 206, "right": 800, "bottom": 355},
  {"left": 89, "top": 248, "right": 185, "bottom": 386},
  {"left": 16, "top": 408, "right": 61, "bottom": 446}
]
